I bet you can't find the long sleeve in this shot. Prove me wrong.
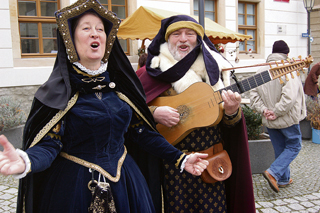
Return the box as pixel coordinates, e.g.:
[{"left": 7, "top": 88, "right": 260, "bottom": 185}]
[
  {"left": 273, "top": 74, "right": 300, "bottom": 117},
  {"left": 126, "top": 113, "right": 186, "bottom": 168},
  {"left": 250, "top": 87, "right": 267, "bottom": 114},
  {"left": 304, "top": 62, "right": 320, "bottom": 96},
  {"left": 26, "top": 122, "right": 64, "bottom": 174}
]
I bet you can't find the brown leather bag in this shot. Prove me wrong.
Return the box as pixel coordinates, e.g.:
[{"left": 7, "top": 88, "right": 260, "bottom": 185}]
[{"left": 199, "top": 143, "right": 232, "bottom": 183}]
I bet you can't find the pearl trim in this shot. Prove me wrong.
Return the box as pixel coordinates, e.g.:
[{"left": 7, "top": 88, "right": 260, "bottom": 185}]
[{"left": 73, "top": 61, "right": 108, "bottom": 75}]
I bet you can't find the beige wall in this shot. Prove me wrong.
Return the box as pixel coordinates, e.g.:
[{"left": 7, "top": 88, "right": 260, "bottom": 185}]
[{"left": 310, "top": 1, "right": 320, "bottom": 66}]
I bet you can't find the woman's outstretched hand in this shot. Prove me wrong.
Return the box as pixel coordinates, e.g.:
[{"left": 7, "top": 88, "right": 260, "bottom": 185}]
[
  {"left": 0, "top": 135, "right": 25, "bottom": 176},
  {"left": 184, "top": 153, "right": 209, "bottom": 176}
]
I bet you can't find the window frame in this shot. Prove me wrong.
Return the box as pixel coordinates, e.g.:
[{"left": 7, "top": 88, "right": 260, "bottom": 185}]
[
  {"left": 194, "top": 0, "right": 217, "bottom": 22},
  {"left": 18, "top": 0, "right": 60, "bottom": 58},
  {"left": 238, "top": 1, "right": 257, "bottom": 53},
  {"left": 17, "top": 0, "right": 130, "bottom": 58},
  {"left": 100, "top": 0, "right": 129, "bottom": 55}
]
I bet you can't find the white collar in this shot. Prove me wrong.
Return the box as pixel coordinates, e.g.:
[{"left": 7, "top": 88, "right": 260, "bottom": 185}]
[{"left": 73, "top": 61, "right": 108, "bottom": 76}]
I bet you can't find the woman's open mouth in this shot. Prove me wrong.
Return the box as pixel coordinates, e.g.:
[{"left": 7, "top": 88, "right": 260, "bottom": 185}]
[{"left": 91, "top": 42, "right": 100, "bottom": 49}]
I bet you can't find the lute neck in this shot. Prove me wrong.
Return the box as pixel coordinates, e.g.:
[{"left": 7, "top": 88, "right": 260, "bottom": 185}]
[{"left": 218, "top": 70, "right": 271, "bottom": 95}]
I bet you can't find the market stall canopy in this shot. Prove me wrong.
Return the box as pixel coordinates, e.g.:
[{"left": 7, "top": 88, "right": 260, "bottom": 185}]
[{"left": 117, "top": 6, "right": 252, "bottom": 44}]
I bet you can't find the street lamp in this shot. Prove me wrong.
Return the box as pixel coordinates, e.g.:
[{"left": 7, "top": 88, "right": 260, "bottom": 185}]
[{"left": 303, "top": 0, "right": 315, "bottom": 58}]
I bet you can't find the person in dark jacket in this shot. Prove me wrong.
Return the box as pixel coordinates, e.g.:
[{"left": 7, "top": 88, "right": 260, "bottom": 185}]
[{"left": 304, "top": 62, "right": 320, "bottom": 99}]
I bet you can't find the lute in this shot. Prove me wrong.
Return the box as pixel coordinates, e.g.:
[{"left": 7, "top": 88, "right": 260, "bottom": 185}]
[{"left": 149, "top": 55, "right": 313, "bottom": 146}]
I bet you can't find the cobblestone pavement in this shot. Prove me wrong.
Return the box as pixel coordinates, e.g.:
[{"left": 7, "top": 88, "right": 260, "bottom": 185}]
[
  {"left": 0, "top": 175, "right": 18, "bottom": 213},
  {"left": 0, "top": 140, "right": 320, "bottom": 212},
  {"left": 254, "top": 139, "right": 320, "bottom": 212}
]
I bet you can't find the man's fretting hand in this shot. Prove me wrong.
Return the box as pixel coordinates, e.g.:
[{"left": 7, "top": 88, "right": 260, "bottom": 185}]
[{"left": 221, "top": 90, "right": 241, "bottom": 115}]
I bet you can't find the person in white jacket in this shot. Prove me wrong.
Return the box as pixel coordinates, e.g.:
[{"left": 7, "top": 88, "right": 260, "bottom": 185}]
[{"left": 250, "top": 40, "right": 306, "bottom": 193}]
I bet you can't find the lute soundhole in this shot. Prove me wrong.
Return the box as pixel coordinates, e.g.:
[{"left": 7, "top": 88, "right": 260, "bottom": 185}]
[{"left": 177, "top": 105, "right": 190, "bottom": 123}]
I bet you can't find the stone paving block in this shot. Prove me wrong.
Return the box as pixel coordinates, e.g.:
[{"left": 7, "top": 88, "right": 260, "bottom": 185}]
[
  {"left": 258, "top": 201, "right": 274, "bottom": 208},
  {"left": 0, "top": 194, "right": 14, "bottom": 200},
  {"left": 1, "top": 205, "right": 12, "bottom": 211},
  {"left": 312, "top": 205, "right": 320, "bottom": 210},
  {"left": 274, "top": 206, "right": 291, "bottom": 212},
  {"left": 9, "top": 202, "right": 17, "bottom": 208},
  {"left": 311, "top": 200, "right": 320, "bottom": 205},
  {"left": 0, "top": 201, "right": 11, "bottom": 206},
  {"left": 272, "top": 200, "right": 288, "bottom": 205},
  {"left": 293, "top": 196, "right": 309, "bottom": 201},
  {"left": 287, "top": 203, "right": 305, "bottom": 211},
  {"left": 282, "top": 198, "right": 299, "bottom": 204},
  {"left": 304, "top": 194, "right": 319, "bottom": 200},
  {"left": 3, "top": 188, "right": 18, "bottom": 194},
  {"left": 255, "top": 203, "right": 261, "bottom": 208},
  {"left": 313, "top": 192, "right": 320, "bottom": 198},
  {"left": 300, "top": 201, "right": 315, "bottom": 208},
  {"left": 0, "top": 185, "right": 9, "bottom": 191},
  {"left": 306, "top": 207, "right": 320, "bottom": 212},
  {"left": 260, "top": 208, "right": 278, "bottom": 213},
  {"left": 9, "top": 197, "right": 16, "bottom": 203}
]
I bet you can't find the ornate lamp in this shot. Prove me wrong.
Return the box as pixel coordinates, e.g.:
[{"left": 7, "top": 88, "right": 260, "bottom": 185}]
[{"left": 303, "top": 0, "right": 315, "bottom": 11}]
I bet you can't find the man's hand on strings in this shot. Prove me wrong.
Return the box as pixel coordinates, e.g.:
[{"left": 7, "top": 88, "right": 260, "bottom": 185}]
[{"left": 153, "top": 106, "right": 180, "bottom": 127}]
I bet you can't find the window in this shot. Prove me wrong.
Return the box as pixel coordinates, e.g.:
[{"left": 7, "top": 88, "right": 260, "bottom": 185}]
[
  {"left": 194, "top": 0, "right": 217, "bottom": 22},
  {"left": 17, "top": 0, "right": 129, "bottom": 57},
  {"left": 18, "top": 0, "right": 60, "bottom": 58},
  {"left": 238, "top": 2, "right": 257, "bottom": 53},
  {"left": 99, "top": 0, "right": 128, "bottom": 54}
]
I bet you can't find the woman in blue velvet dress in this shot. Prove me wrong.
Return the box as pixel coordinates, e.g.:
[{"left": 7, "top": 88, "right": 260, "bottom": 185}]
[{"left": 0, "top": 1, "right": 208, "bottom": 212}]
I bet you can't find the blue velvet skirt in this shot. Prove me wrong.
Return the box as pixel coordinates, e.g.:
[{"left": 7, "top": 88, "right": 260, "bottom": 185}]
[{"left": 32, "top": 154, "right": 155, "bottom": 213}]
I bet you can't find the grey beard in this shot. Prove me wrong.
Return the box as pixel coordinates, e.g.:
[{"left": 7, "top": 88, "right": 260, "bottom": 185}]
[{"left": 168, "top": 42, "right": 187, "bottom": 61}]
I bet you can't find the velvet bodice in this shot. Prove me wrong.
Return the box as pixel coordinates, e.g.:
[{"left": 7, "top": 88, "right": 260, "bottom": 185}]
[{"left": 62, "top": 67, "right": 130, "bottom": 176}]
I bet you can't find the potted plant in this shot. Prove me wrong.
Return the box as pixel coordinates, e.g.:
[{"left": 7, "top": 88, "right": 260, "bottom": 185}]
[
  {"left": 242, "top": 104, "right": 273, "bottom": 174},
  {"left": 242, "top": 104, "right": 263, "bottom": 140},
  {"left": 0, "top": 96, "right": 26, "bottom": 150},
  {"left": 305, "top": 96, "right": 320, "bottom": 144}
]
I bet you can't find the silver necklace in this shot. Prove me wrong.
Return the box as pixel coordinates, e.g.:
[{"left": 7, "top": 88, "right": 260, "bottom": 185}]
[{"left": 73, "top": 61, "right": 108, "bottom": 76}]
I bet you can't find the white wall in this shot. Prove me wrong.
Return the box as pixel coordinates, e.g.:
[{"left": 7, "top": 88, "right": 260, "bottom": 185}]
[
  {"left": 227, "top": 0, "right": 308, "bottom": 74},
  {"left": 0, "top": 0, "right": 13, "bottom": 69},
  {"left": 264, "top": 0, "right": 308, "bottom": 59}
]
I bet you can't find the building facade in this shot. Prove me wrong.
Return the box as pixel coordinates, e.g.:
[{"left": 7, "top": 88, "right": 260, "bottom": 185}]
[
  {"left": 310, "top": 0, "right": 320, "bottom": 65},
  {"left": 0, "top": 0, "right": 315, "bottom": 114}
]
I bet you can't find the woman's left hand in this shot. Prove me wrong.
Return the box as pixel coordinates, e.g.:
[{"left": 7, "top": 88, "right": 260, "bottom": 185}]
[{"left": 184, "top": 153, "right": 209, "bottom": 176}]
